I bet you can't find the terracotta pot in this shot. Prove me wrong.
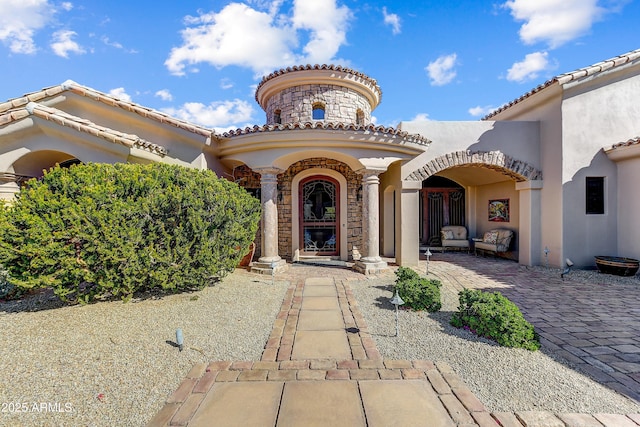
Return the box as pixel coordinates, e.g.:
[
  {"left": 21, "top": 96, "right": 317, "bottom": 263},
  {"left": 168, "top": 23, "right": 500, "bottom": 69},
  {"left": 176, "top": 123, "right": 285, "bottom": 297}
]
[
  {"left": 594, "top": 256, "right": 639, "bottom": 277},
  {"left": 238, "top": 242, "right": 256, "bottom": 268}
]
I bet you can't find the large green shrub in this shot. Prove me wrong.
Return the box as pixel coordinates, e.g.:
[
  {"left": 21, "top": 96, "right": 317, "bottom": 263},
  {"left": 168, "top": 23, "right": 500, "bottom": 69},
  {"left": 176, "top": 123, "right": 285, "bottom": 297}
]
[
  {"left": 450, "top": 289, "right": 540, "bottom": 351},
  {"left": 394, "top": 266, "right": 442, "bottom": 312},
  {"left": 0, "top": 163, "right": 260, "bottom": 303}
]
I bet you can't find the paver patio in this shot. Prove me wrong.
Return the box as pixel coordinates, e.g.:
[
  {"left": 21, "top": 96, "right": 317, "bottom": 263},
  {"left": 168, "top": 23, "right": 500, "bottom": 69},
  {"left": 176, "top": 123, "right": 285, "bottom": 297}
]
[{"left": 148, "top": 257, "right": 640, "bottom": 427}]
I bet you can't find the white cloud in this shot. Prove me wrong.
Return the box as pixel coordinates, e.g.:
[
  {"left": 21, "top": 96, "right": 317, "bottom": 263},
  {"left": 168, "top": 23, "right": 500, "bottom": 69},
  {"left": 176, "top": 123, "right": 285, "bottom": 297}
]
[
  {"left": 503, "top": 0, "right": 605, "bottom": 48},
  {"left": 50, "top": 29, "right": 85, "bottom": 58},
  {"left": 291, "top": 0, "right": 351, "bottom": 64},
  {"left": 382, "top": 7, "right": 401, "bottom": 35},
  {"left": 468, "top": 105, "right": 495, "bottom": 117},
  {"left": 108, "top": 87, "right": 133, "bottom": 102},
  {"left": 165, "top": 0, "right": 352, "bottom": 76},
  {"left": 220, "top": 78, "right": 234, "bottom": 90},
  {"left": 426, "top": 53, "right": 458, "bottom": 86},
  {"left": 506, "top": 51, "right": 549, "bottom": 82},
  {"left": 0, "top": 0, "right": 55, "bottom": 54},
  {"left": 162, "top": 99, "right": 255, "bottom": 129},
  {"left": 155, "top": 89, "right": 173, "bottom": 101},
  {"left": 61, "top": 2, "right": 73, "bottom": 11},
  {"left": 412, "top": 113, "right": 430, "bottom": 121}
]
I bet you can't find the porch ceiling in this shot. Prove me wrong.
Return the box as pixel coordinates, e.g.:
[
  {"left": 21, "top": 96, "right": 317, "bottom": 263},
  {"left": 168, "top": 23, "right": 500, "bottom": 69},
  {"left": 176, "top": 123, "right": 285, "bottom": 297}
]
[{"left": 436, "top": 165, "right": 513, "bottom": 187}]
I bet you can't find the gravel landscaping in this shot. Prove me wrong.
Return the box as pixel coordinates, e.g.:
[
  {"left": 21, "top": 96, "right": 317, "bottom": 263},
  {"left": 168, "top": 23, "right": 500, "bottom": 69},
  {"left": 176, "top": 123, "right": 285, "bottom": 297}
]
[
  {"left": 350, "top": 266, "right": 640, "bottom": 414},
  {"left": 0, "top": 270, "right": 288, "bottom": 427},
  {"left": 1, "top": 261, "right": 639, "bottom": 426}
]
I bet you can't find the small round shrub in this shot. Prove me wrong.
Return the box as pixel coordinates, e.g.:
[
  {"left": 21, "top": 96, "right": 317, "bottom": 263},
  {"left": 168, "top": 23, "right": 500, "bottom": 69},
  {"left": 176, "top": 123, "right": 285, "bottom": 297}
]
[
  {"left": 0, "top": 163, "right": 260, "bottom": 303},
  {"left": 450, "top": 289, "right": 540, "bottom": 351},
  {"left": 394, "top": 266, "right": 442, "bottom": 312}
]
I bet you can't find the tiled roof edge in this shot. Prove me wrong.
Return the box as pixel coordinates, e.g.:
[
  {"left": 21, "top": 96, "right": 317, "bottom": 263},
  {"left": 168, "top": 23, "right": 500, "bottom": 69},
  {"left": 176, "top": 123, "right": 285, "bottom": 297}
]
[
  {"left": 607, "top": 136, "right": 640, "bottom": 152},
  {"left": 0, "top": 81, "right": 214, "bottom": 138},
  {"left": 483, "top": 48, "right": 640, "bottom": 120},
  {"left": 255, "top": 64, "right": 382, "bottom": 102},
  {"left": 10, "top": 102, "right": 168, "bottom": 156},
  {"left": 221, "top": 121, "right": 431, "bottom": 145}
]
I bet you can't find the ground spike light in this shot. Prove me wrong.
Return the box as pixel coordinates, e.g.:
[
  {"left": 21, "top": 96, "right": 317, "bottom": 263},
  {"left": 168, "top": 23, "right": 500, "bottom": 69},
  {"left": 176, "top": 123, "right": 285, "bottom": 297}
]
[
  {"left": 389, "top": 289, "right": 405, "bottom": 337},
  {"left": 425, "top": 248, "right": 432, "bottom": 275},
  {"left": 176, "top": 328, "right": 184, "bottom": 352},
  {"left": 544, "top": 246, "right": 550, "bottom": 268}
]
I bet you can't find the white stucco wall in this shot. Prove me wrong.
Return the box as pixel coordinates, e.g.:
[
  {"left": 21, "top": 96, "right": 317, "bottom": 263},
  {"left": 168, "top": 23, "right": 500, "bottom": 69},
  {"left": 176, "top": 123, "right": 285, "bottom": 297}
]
[
  {"left": 615, "top": 156, "right": 640, "bottom": 261},
  {"left": 559, "top": 70, "right": 640, "bottom": 266}
]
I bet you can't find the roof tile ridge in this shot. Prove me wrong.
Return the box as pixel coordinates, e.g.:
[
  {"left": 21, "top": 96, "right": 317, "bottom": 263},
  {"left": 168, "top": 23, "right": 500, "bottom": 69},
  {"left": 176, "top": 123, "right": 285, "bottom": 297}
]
[
  {"left": 25, "top": 102, "right": 167, "bottom": 155},
  {"left": 484, "top": 48, "right": 640, "bottom": 120},
  {"left": 0, "top": 83, "right": 68, "bottom": 114},
  {"left": 218, "top": 120, "right": 430, "bottom": 145}
]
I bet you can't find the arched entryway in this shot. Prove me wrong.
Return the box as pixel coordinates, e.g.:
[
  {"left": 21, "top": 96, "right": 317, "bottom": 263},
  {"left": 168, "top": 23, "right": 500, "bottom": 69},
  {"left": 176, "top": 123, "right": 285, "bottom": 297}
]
[{"left": 299, "top": 175, "right": 340, "bottom": 256}]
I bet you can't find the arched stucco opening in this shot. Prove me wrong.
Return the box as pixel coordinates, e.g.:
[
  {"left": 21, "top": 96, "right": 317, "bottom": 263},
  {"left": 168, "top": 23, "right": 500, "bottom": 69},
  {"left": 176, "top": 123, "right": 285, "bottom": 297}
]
[
  {"left": 1, "top": 150, "right": 80, "bottom": 200},
  {"left": 405, "top": 151, "right": 543, "bottom": 265},
  {"left": 12, "top": 150, "right": 79, "bottom": 179}
]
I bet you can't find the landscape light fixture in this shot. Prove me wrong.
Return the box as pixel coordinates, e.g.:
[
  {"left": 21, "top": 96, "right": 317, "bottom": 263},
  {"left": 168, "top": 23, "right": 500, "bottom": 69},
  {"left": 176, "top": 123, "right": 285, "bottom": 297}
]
[
  {"left": 176, "top": 329, "right": 184, "bottom": 352},
  {"left": 561, "top": 258, "right": 574, "bottom": 280},
  {"left": 544, "top": 246, "right": 550, "bottom": 268},
  {"left": 389, "top": 290, "right": 405, "bottom": 337},
  {"left": 425, "top": 248, "right": 432, "bottom": 275}
]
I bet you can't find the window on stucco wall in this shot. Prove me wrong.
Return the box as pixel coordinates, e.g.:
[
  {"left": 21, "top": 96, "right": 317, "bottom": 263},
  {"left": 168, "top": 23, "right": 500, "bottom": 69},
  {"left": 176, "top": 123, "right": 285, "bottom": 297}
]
[{"left": 585, "top": 176, "right": 605, "bottom": 214}]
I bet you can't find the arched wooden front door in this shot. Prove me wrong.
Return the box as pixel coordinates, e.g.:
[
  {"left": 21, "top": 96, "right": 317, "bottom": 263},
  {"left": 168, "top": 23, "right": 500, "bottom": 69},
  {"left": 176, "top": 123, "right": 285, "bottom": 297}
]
[{"left": 299, "top": 176, "right": 339, "bottom": 256}]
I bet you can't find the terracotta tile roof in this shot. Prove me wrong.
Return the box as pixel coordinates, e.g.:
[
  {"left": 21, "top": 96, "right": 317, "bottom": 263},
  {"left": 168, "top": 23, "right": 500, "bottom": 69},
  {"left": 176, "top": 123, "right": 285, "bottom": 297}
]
[
  {"left": 607, "top": 136, "right": 640, "bottom": 152},
  {"left": 483, "top": 48, "right": 640, "bottom": 120},
  {"left": 0, "top": 80, "right": 214, "bottom": 137},
  {"left": 221, "top": 121, "right": 431, "bottom": 146},
  {"left": 1, "top": 102, "right": 167, "bottom": 156},
  {"left": 255, "top": 64, "right": 382, "bottom": 103}
]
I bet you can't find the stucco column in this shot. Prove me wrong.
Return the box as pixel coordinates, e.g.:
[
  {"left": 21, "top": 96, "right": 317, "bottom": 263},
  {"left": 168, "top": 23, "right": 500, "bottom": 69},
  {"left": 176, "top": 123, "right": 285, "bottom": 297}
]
[
  {"left": 251, "top": 167, "right": 287, "bottom": 274},
  {"left": 354, "top": 169, "right": 388, "bottom": 275},
  {"left": 396, "top": 180, "right": 422, "bottom": 267},
  {"left": 516, "top": 180, "right": 543, "bottom": 267}
]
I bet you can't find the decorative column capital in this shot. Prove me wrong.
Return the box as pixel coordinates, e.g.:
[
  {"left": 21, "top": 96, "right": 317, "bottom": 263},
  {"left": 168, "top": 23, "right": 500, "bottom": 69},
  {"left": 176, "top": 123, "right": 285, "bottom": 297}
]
[{"left": 254, "top": 167, "right": 284, "bottom": 178}]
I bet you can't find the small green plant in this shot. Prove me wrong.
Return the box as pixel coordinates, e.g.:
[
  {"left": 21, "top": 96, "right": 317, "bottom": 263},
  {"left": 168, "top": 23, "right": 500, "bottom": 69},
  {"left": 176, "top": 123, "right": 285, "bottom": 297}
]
[
  {"left": 450, "top": 289, "right": 540, "bottom": 351},
  {"left": 394, "top": 266, "right": 442, "bottom": 312}
]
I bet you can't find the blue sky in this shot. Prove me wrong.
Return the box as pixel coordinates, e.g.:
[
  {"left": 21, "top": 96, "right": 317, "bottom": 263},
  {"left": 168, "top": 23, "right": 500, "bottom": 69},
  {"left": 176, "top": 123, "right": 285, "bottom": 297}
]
[{"left": 1, "top": 0, "right": 638, "bottom": 132}]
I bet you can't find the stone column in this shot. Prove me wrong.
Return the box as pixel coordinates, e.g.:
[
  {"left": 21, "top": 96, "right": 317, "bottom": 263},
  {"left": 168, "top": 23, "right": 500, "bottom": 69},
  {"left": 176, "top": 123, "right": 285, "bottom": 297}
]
[
  {"left": 251, "top": 167, "right": 287, "bottom": 274},
  {"left": 354, "top": 169, "right": 388, "bottom": 275}
]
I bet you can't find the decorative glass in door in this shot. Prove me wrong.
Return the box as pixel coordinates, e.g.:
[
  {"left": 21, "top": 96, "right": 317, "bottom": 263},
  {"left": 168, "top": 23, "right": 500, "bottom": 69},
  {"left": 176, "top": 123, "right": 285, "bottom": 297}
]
[{"left": 300, "top": 178, "right": 338, "bottom": 255}]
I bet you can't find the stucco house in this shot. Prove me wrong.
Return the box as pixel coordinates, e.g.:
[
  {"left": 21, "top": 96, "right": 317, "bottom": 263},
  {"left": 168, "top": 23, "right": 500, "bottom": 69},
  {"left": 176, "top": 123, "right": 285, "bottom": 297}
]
[{"left": 1, "top": 48, "right": 638, "bottom": 274}]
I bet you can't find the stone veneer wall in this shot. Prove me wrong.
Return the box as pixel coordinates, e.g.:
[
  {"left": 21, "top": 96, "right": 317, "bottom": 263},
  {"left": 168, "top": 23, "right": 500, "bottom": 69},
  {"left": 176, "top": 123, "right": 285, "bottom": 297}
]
[
  {"left": 234, "top": 159, "right": 362, "bottom": 261},
  {"left": 264, "top": 84, "right": 372, "bottom": 125},
  {"left": 232, "top": 165, "right": 262, "bottom": 260}
]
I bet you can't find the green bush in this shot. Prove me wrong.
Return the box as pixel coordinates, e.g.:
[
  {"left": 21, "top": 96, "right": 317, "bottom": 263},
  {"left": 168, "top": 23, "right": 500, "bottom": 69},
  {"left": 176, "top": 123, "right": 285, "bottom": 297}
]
[
  {"left": 450, "top": 289, "right": 540, "bottom": 351},
  {"left": 0, "top": 163, "right": 260, "bottom": 303},
  {"left": 394, "top": 266, "right": 442, "bottom": 312}
]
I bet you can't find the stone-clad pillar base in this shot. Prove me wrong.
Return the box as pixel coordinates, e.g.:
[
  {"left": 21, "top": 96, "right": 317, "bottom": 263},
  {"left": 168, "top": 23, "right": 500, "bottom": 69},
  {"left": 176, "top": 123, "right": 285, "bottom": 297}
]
[
  {"left": 249, "top": 259, "right": 288, "bottom": 275},
  {"left": 353, "top": 259, "right": 388, "bottom": 275}
]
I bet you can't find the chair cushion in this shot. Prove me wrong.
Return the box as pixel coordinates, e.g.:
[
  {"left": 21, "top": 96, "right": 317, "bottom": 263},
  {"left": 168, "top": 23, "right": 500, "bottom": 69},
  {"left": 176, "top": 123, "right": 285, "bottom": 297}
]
[
  {"left": 441, "top": 230, "right": 455, "bottom": 240},
  {"left": 483, "top": 231, "right": 498, "bottom": 244}
]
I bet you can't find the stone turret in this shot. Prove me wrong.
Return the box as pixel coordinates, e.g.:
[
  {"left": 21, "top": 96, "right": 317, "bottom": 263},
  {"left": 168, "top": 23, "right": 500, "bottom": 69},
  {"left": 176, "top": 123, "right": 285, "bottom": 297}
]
[{"left": 255, "top": 65, "right": 382, "bottom": 126}]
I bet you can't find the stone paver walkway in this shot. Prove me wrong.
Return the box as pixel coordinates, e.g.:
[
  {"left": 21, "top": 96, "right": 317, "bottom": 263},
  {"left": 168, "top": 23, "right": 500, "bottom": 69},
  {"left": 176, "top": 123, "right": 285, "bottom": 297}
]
[
  {"left": 148, "top": 259, "right": 640, "bottom": 427},
  {"left": 428, "top": 254, "right": 640, "bottom": 403}
]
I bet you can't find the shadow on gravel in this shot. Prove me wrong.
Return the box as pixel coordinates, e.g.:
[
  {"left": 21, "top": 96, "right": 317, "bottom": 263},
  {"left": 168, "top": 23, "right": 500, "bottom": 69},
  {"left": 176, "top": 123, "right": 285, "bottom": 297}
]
[{"left": 0, "top": 284, "right": 214, "bottom": 314}]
